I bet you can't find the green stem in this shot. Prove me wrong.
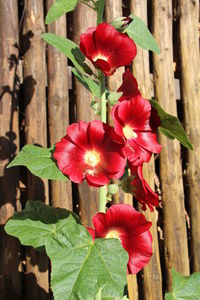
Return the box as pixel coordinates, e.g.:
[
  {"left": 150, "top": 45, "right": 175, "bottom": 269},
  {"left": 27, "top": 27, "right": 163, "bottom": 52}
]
[
  {"left": 99, "top": 72, "right": 106, "bottom": 123},
  {"left": 98, "top": 71, "right": 107, "bottom": 212},
  {"left": 96, "top": 0, "right": 105, "bottom": 25},
  {"left": 95, "top": 0, "right": 107, "bottom": 212}
]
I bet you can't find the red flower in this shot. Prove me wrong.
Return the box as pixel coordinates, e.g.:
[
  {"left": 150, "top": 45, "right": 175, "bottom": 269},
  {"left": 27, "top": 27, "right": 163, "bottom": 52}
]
[
  {"left": 88, "top": 204, "right": 152, "bottom": 274},
  {"left": 53, "top": 120, "right": 126, "bottom": 187},
  {"left": 80, "top": 23, "right": 137, "bottom": 76},
  {"left": 118, "top": 68, "right": 140, "bottom": 101},
  {"left": 128, "top": 163, "right": 159, "bottom": 211},
  {"left": 111, "top": 97, "right": 162, "bottom": 166}
]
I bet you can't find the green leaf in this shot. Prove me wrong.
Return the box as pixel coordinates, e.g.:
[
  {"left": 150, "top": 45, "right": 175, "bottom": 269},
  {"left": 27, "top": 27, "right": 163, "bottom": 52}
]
[
  {"left": 124, "top": 14, "right": 160, "bottom": 54},
  {"left": 90, "top": 100, "right": 100, "bottom": 115},
  {"left": 108, "top": 184, "right": 118, "bottom": 195},
  {"left": 45, "top": 0, "right": 80, "bottom": 24},
  {"left": 5, "top": 201, "right": 128, "bottom": 300},
  {"left": 112, "top": 17, "right": 127, "bottom": 32},
  {"left": 107, "top": 91, "right": 123, "bottom": 106},
  {"left": 165, "top": 269, "right": 200, "bottom": 300},
  {"left": 5, "top": 200, "right": 80, "bottom": 248},
  {"left": 150, "top": 99, "right": 193, "bottom": 150},
  {"left": 71, "top": 67, "right": 101, "bottom": 98},
  {"left": 7, "top": 145, "right": 67, "bottom": 181},
  {"left": 42, "top": 33, "right": 92, "bottom": 75}
]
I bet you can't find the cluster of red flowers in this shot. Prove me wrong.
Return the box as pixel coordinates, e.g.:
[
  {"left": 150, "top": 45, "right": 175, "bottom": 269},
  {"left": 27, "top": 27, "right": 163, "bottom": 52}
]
[{"left": 53, "top": 23, "right": 162, "bottom": 274}]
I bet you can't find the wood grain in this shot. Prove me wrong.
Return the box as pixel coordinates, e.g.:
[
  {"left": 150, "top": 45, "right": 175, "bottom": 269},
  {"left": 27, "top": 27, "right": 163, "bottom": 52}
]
[
  {"left": 0, "top": 1, "right": 21, "bottom": 299},
  {"left": 131, "top": 2, "right": 163, "bottom": 299},
  {"left": 152, "top": 0, "right": 190, "bottom": 289},
  {"left": 178, "top": 0, "right": 200, "bottom": 272},
  {"left": 47, "top": 0, "right": 72, "bottom": 210},
  {"left": 23, "top": 0, "right": 49, "bottom": 298}
]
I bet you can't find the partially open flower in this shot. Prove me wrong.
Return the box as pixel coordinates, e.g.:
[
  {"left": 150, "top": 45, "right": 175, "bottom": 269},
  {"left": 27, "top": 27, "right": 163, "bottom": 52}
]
[
  {"left": 128, "top": 163, "right": 159, "bottom": 211},
  {"left": 88, "top": 204, "right": 152, "bottom": 274},
  {"left": 53, "top": 120, "right": 126, "bottom": 187},
  {"left": 111, "top": 97, "right": 162, "bottom": 166},
  {"left": 118, "top": 68, "right": 140, "bottom": 101},
  {"left": 80, "top": 23, "right": 137, "bottom": 76}
]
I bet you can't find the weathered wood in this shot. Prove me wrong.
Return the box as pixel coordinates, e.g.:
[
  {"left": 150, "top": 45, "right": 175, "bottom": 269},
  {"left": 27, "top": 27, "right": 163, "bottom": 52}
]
[
  {"left": 47, "top": 0, "right": 72, "bottom": 210},
  {"left": 127, "top": 275, "right": 138, "bottom": 300},
  {"left": 105, "top": 1, "right": 139, "bottom": 299},
  {"left": 131, "top": 2, "right": 163, "bottom": 299},
  {"left": 73, "top": 3, "right": 99, "bottom": 227},
  {"left": 23, "top": 0, "right": 49, "bottom": 298},
  {"left": 0, "top": 1, "right": 21, "bottom": 299},
  {"left": 152, "top": 0, "right": 190, "bottom": 289},
  {"left": 177, "top": 0, "right": 200, "bottom": 272}
]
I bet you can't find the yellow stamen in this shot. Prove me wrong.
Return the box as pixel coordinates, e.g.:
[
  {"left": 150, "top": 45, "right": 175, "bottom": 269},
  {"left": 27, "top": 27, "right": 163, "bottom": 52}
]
[
  {"left": 106, "top": 230, "right": 120, "bottom": 240},
  {"left": 123, "top": 125, "right": 137, "bottom": 139},
  {"left": 93, "top": 53, "right": 108, "bottom": 62},
  {"left": 84, "top": 150, "right": 100, "bottom": 167}
]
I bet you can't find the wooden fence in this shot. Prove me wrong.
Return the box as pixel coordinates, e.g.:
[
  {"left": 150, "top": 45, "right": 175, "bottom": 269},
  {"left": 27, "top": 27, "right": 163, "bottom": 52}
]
[{"left": 0, "top": 0, "right": 199, "bottom": 299}]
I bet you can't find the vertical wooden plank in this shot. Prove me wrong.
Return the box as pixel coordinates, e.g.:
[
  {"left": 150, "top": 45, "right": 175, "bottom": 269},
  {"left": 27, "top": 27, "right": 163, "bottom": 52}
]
[
  {"left": 73, "top": 3, "right": 99, "bottom": 227},
  {"left": 105, "top": 1, "right": 139, "bottom": 299},
  {"left": 0, "top": 1, "right": 21, "bottom": 299},
  {"left": 178, "top": 0, "right": 200, "bottom": 272},
  {"left": 152, "top": 0, "right": 190, "bottom": 289},
  {"left": 22, "top": 0, "right": 49, "bottom": 298},
  {"left": 131, "top": 2, "right": 163, "bottom": 299},
  {"left": 46, "top": 0, "right": 72, "bottom": 210}
]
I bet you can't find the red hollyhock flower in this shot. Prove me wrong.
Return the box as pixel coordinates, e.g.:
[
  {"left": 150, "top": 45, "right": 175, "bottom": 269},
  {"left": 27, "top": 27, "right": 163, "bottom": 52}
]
[
  {"left": 80, "top": 23, "right": 137, "bottom": 76},
  {"left": 53, "top": 120, "right": 126, "bottom": 187},
  {"left": 118, "top": 68, "right": 141, "bottom": 101},
  {"left": 88, "top": 204, "right": 152, "bottom": 274},
  {"left": 128, "top": 163, "right": 159, "bottom": 211},
  {"left": 117, "top": 69, "right": 161, "bottom": 128},
  {"left": 111, "top": 97, "right": 162, "bottom": 166}
]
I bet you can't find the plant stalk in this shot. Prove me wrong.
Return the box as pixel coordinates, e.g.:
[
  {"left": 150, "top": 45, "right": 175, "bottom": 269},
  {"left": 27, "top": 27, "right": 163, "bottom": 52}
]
[
  {"left": 96, "top": 0, "right": 105, "bottom": 26},
  {"left": 96, "top": 0, "right": 106, "bottom": 212},
  {"left": 98, "top": 72, "right": 107, "bottom": 212}
]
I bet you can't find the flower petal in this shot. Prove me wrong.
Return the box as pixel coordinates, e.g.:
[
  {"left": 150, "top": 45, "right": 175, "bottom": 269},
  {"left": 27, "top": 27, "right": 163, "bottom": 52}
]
[
  {"left": 118, "top": 68, "right": 141, "bottom": 101},
  {"left": 80, "top": 23, "right": 137, "bottom": 76},
  {"left": 92, "top": 204, "right": 152, "bottom": 274}
]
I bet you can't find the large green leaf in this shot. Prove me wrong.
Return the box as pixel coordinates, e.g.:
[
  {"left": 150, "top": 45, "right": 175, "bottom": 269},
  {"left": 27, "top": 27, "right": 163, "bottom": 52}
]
[
  {"left": 5, "top": 201, "right": 128, "bottom": 300},
  {"left": 165, "top": 269, "right": 200, "bottom": 300},
  {"left": 45, "top": 0, "right": 80, "bottom": 24},
  {"left": 71, "top": 67, "right": 101, "bottom": 99},
  {"left": 124, "top": 14, "right": 160, "bottom": 54},
  {"left": 42, "top": 33, "right": 92, "bottom": 75},
  {"left": 150, "top": 99, "right": 193, "bottom": 150},
  {"left": 5, "top": 201, "right": 80, "bottom": 248},
  {"left": 7, "top": 145, "right": 67, "bottom": 181}
]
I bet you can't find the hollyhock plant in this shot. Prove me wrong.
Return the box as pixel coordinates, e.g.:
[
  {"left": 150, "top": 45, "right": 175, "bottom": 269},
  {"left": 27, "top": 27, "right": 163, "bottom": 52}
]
[
  {"left": 111, "top": 97, "right": 162, "bottom": 166},
  {"left": 80, "top": 23, "right": 137, "bottom": 76},
  {"left": 121, "top": 163, "right": 159, "bottom": 211},
  {"left": 53, "top": 120, "right": 126, "bottom": 187},
  {"left": 88, "top": 204, "right": 153, "bottom": 274}
]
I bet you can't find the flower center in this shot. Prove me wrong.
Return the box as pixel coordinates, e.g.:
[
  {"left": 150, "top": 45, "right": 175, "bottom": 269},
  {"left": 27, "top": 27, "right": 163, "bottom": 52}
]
[
  {"left": 123, "top": 125, "right": 137, "bottom": 139},
  {"left": 106, "top": 230, "right": 120, "bottom": 240},
  {"left": 93, "top": 53, "right": 108, "bottom": 62},
  {"left": 84, "top": 150, "right": 100, "bottom": 167}
]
